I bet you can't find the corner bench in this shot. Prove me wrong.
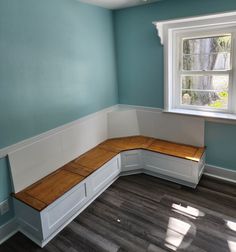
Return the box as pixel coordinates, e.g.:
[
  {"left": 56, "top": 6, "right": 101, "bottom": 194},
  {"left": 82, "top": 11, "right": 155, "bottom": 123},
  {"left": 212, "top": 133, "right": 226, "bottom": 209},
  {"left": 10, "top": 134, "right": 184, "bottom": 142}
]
[{"left": 13, "top": 136, "right": 205, "bottom": 247}]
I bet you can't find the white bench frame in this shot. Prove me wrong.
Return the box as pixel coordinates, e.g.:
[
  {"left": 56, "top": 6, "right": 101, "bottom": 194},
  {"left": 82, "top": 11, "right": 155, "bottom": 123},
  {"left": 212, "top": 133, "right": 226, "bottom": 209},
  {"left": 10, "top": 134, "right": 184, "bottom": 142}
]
[{"left": 14, "top": 149, "right": 205, "bottom": 247}]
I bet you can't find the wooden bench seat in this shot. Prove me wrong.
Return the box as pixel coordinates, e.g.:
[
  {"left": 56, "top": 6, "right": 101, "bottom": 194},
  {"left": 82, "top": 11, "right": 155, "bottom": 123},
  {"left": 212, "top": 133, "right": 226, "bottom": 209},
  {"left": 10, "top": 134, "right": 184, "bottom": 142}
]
[
  {"left": 98, "top": 135, "right": 155, "bottom": 152},
  {"left": 13, "top": 136, "right": 205, "bottom": 211}
]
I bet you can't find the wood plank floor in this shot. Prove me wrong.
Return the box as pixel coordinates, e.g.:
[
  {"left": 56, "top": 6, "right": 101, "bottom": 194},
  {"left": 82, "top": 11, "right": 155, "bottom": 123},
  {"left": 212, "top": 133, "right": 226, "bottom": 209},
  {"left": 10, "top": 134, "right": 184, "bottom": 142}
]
[{"left": 1, "top": 174, "right": 236, "bottom": 252}]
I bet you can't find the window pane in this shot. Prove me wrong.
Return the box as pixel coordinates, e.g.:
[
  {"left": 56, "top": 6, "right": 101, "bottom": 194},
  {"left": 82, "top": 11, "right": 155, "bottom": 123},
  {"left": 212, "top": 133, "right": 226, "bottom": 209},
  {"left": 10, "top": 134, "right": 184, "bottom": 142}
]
[
  {"left": 182, "top": 75, "right": 229, "bottom": 91},
  {"left": 182, "top": 35, "right": 231, "bottom": 71},
  {"left": 181, "top": 75, "right": 229, "bottom": 109},
  {"left": 183, "top": 52, "right": 231, "bottom": 70},
  {"left": 183, "top": 35, "right": 231, "bottom": 54},
  {"left": 181, "top": 91, "right": 228, "bottom": 109}
]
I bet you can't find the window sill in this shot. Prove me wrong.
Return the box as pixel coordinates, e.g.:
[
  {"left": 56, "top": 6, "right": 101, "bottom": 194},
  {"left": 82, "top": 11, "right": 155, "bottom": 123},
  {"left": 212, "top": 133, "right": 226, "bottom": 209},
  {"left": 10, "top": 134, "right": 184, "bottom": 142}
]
[{"left": 163, "top": 108, "right": 236, "bottom": 123}]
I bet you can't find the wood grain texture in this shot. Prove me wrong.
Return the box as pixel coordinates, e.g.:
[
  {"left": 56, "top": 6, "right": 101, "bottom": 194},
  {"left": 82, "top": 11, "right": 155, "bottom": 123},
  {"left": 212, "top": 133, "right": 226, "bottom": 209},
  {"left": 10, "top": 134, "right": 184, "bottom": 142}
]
[
  {"left": 99, "top": 136, "right": 155, "bottom": 152},
  {"left": 2, "top": 175, "right": 236, "bottom": 252},
  {"left": 25, "top": 170, "right": 84, "bottom": 205},
  {"left": 62, "top": 163, "right": 94, "bottom": 178},
  {"left": 147, "top": 139, "right": 205, "bottom": 162},
  {"left": 14, "top": 170, "right": 84, "bottom": 210},
  {"left": 99, "top": 136, "right": 205, "bottom": 162},
  {"left": 12, "top": 191, "right": 46, "bottom": 210},
  {"left": 73, "top": 147, "right": 118, "bottom": 170},
  {"left": 13, "top": 136, "right": 205, "bottom": 211}
]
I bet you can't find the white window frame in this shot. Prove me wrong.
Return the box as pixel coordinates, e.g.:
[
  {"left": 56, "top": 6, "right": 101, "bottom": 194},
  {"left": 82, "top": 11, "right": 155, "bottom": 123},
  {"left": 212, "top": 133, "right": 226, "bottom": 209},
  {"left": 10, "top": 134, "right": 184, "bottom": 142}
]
[
  {"left": 153, "top": 11, "right": 236, "bottom": 120},
  {"left": 175, "top": 29, "right": 234, "bottom": 113}
]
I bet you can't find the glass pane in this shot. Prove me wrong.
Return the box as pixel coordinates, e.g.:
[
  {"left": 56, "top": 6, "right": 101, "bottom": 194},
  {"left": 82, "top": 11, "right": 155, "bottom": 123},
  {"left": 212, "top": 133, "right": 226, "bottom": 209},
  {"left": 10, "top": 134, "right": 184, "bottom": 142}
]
[
  {"left": 183, "top": 52, "right": 231, "bottom": 70},
  {"left": 181, "top": 91, "right": 228, "bottom": 109},
  {"left": 182, "top": 75, "right": 229, "bottom": 91},
  {"left": 183, "top": 35, "right": 231, "bottom": 54},
  {"left": 181, "top": 75, "right": 229, "bottom": 109},
  {"left": 182, "top": 35, "right": 231, "bottom": 71}
]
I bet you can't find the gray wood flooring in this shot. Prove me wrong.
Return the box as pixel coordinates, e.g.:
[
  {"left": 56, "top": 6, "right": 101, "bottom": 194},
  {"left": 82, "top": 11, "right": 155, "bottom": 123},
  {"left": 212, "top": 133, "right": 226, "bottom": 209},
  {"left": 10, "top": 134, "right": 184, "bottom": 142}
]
[{"left": 1, "top": 174, "right": 236, "bottom": 252}]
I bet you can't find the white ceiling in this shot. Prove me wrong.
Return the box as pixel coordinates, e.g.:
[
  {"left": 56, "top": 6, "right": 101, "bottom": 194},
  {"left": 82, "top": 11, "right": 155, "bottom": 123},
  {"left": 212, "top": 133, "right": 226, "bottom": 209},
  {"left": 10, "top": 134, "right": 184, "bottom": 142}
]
[{"left": 78, "top": 0, "right": 162, "bottom": 10}]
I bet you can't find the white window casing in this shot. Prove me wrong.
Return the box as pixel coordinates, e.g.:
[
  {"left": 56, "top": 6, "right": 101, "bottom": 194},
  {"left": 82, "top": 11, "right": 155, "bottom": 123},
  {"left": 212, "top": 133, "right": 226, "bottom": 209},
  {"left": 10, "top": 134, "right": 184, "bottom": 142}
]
[{"left": 153, "top": 11, "right": 236, "bottom": 120}]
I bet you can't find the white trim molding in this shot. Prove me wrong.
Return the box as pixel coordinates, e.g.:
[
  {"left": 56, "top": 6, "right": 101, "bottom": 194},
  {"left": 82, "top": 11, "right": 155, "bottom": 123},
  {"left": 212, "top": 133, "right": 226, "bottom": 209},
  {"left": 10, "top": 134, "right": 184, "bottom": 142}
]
[
  {"left": 204, "top": 164, "right": 236, "bottom": 183},
  {"left": 153, "top": 11, "right": 236, "bottom": 120},
  {"left": 1, "top": 104, "right": 236, "bottom": 163},
  {"left": 108, "top": 105, "right": 205, "bottom": 147},
  {"left": 7, "top": 105, "right": 119, "bottom": 193},
  {"left": 0, "top": 105, "right": 119, "bottom": 159},
  {"left": 153, "top": 11, "right": 236, "bottom": 46},
  {"left": 119, "top": 104, "right": 236, "bottom": 125},
  {"left": 0, "top": 218, "right": 18, "bottom": 245},
  {"left": 164, "top": 108, "right": 236, "bottom": 124}
]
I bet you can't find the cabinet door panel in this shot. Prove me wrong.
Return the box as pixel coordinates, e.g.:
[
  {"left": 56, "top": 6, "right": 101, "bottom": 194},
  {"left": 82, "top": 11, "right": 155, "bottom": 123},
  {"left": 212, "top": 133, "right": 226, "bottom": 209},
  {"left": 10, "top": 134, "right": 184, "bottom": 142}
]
[
  {"left": 89, "top": 157, "right": 120, "bottom": 195},
  {"left": 143, "top": 151, "right": 195, "bottom": 182},
  {"left": 121, "top": 150, "right": 142, "bottom": 172},
  {"left": 42, "top": 181, "right": 88, "bottom": 239}
]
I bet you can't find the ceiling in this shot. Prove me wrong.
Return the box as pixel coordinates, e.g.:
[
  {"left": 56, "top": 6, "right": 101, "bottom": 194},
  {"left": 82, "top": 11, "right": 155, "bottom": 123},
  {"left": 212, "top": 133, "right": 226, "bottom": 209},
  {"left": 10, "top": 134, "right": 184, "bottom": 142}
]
[{"left": 78, "top": 0, "right": 162, "bottom": 10}]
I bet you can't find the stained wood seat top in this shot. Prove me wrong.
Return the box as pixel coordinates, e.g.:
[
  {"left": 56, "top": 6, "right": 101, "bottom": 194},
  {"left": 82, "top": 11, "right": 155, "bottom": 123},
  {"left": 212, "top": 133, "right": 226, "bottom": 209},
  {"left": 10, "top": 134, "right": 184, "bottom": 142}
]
[{"left": 13, "top": 136, "right": 205, "bottom": 211}]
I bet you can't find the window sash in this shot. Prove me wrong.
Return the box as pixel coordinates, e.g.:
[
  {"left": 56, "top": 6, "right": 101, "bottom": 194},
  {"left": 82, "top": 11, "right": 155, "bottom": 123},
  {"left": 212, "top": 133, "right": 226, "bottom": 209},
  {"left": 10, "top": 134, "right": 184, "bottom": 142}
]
[
  {"left": 174, "top": 31, "right": 234, "bottom": 113},
  {"left": 179, "top": 70, "right": 231, "bottom": 76},
  {"left": 177, "top": 73, "right": 231, "bottom": 112}
]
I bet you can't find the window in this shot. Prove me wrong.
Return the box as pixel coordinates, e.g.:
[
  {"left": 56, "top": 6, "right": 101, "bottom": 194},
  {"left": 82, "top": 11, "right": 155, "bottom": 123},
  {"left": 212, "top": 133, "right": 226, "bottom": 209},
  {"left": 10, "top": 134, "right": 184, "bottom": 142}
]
[
  {"left": 178, "top": 33, "right": 232, "bottom": 112},
  {"left": 154, "top": 11, "right": 236, "bottom": 119}
]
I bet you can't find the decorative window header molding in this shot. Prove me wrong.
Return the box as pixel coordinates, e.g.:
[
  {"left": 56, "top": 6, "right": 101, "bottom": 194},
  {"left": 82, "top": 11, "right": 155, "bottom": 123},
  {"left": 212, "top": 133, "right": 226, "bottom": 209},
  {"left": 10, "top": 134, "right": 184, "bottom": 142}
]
[
  {"left": 153, "top": 11, "right": 236, "bottom": 45},
  {"left": 152, "top": 11, "right": 236, "bottom": 119}
]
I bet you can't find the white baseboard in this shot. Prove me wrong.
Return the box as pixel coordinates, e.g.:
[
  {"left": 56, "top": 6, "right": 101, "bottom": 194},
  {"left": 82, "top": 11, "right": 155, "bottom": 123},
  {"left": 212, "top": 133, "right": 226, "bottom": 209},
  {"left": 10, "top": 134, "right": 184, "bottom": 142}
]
[
  {"left": 204, "top": 164, "right": 236, "bottom": 183},
  {"left": 0, "top": 218, "right": 18, "bottom": 245}
]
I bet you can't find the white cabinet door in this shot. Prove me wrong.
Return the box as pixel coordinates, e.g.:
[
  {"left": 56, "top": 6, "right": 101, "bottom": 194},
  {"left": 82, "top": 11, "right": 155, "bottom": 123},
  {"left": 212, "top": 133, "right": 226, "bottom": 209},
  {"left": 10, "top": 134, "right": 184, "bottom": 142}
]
[
  {"left": 143, "top": 150, "right": 200, "bottom": 185},
  {"left": 88, "top": 156, "right": 120, "bottom": 196},
  {"left": 121, "top": 150, "right": 143, "bottom": 172},
  {"left": 41, "top": 180, "right": 89, "bottom": 239}
]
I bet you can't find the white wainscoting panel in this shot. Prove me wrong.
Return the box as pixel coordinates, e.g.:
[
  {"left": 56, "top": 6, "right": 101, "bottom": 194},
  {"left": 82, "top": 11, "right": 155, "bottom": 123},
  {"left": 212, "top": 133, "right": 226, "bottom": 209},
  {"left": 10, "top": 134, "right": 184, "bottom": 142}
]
[
  {"left": 108, "top": 105, "right": 205, "bottom": 146},
  {"left": 8, "top": 106, "right": 117, "bottom": 193},
  {"left": 136, "top": 108, "right": 204, "bottom": 146},
  {"left": 9, "top": 133, "right": 64, "bottom": 193},
  {"left": 61, "top": 112, "right": 108, "bottom": 165},
  {"left": 7, "top": 104, "right": 205, "bottom": 193},
  {"left": 107, "top": 109, "right": 140, "bottom": 138}
]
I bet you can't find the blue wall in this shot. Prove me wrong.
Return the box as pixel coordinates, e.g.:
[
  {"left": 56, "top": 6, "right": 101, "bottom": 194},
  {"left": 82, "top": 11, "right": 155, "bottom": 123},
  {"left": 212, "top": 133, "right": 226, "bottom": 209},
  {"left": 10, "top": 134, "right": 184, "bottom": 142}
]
[
  {"left": 205, "top": 122, "right": 236, "bottom": 170},
  {"left": 0, "top": 0, "right": 117, "bottom": 226},
  {"left": 115, "top": 0, "right": 236, "bottom": 171},
  {"left": 1, "top": 0, "right": 236, "bottom": 232},
  {"left": 0, "top": 0, "right": 118, "bottom": 149}
]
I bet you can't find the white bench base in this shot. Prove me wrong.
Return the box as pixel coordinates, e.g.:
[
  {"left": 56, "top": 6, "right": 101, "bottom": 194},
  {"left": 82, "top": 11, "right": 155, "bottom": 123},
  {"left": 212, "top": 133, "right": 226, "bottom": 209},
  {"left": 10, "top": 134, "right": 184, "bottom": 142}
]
[{"left": 14, "top": 149, "right": 205, "bottom": 247}]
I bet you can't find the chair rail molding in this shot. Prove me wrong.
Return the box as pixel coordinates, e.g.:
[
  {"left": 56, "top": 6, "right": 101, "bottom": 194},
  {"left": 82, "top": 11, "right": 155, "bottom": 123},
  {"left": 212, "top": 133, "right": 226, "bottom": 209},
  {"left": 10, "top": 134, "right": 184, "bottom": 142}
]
[{"left": 0, "top": 105, "right": 119, "bottom": 159}]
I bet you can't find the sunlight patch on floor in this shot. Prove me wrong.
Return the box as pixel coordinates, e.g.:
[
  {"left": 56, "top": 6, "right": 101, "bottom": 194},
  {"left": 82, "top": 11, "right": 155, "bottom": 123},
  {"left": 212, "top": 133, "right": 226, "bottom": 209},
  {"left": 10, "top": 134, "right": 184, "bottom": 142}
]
[
  {"left": 164, "top": 217, "right": 191, "bottom": 251},
  {"left": 227, "top": 239, "right": 236, "bottom": 252},
  {"left": 226, "top": 220, "right": 236, "bottom": 232},
  {"left": 171, "top": 203, "right": 205, "bottom": 219}
]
